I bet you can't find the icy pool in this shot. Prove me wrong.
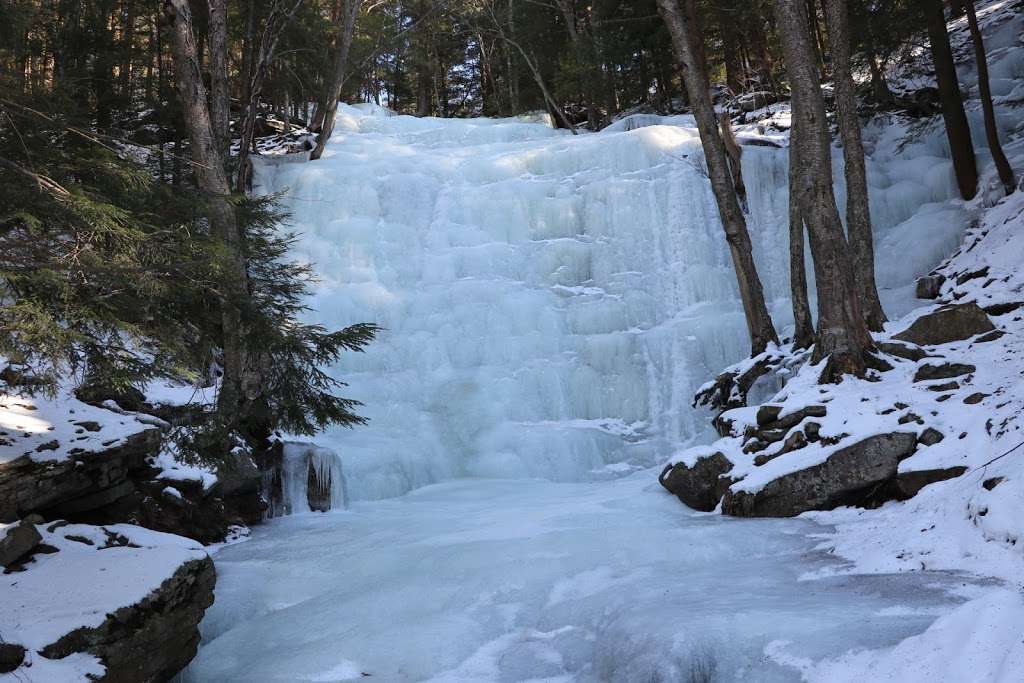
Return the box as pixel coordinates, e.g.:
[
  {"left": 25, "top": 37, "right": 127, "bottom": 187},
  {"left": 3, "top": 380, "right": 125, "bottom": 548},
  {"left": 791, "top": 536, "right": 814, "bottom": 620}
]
[{"left": 185, "top": 473, "right": 970, "bottom": 682}]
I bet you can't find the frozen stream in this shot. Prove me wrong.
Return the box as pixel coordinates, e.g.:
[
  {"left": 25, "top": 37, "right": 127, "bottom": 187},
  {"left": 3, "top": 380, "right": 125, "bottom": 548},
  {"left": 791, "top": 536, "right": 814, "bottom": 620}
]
[
  {"left": 186, "top": 106, "right": 974, "bottom": 681},
  {"left": 186, "top": 474, "right": 970, "bottom": 681}
]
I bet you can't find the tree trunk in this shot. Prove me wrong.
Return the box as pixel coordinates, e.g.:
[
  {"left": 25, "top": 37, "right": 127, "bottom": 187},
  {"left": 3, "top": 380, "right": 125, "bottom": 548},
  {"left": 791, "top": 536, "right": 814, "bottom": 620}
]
[
  {"left": 788, "top": 132, "right": 815, "bottom": 350},
  {"left": 164, "top": 0, "right": 261, "bottom": 428},
  {"left": 311, "top": 0, "right": 361, "bottom": 160},
  {"left": 923, "top": 0, "right": 978, "bottom": 200},
  {"left": 964, "top": 0, "right": 1015, "bottom": 195},
  {"left": 822, "top": 0, "right": 886, "bottom": 331},
  {"left": 775, "top": 0, "right": 875, "bottom": 381},
  {"left": 208, "top": 0, "right": 231, "bottom": 154},
  {"left": 657, "top": 0, "right": 778, "bottom": 356},
  {"left": 718, "top": 111, "right": 747, "bottom": 212}
]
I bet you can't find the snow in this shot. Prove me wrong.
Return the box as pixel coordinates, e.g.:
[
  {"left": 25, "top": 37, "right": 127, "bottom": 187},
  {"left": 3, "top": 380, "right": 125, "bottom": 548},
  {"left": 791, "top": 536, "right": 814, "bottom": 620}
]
[
  {"left": 0, "top": 386, "right": 157, "bottom": 465},
  {"left": 0, "top": 521, "right": 206, "bottom": 680},
  {"left": 184, "top": 474, "right": 975, "bottom": 682}
]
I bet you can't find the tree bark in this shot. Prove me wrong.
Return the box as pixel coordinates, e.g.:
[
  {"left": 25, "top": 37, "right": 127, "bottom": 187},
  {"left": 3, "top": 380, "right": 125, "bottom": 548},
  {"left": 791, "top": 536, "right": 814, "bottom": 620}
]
[
  {"left": 208, "top": 0, "right": 231, "bottom": 154},
  {"left": 657, "top": 0, "right": 779, "bottom": 356},
  {"left": 964, "top": 0, "right": 1015, "bottom": 195},
  {"left": 822, "top": 0, "right": 886, "bottom": 331},
  {"left": 164, "top": 0, "right": 261, "bottom": 427},
  {"left": 311, "top": 0, "right": 362, "bottom": 160},
  {"left": 787, "top": 127, "right": 815, "bottom": 350},
  {"left": 923, "top": 0, "right": 978, "bottom": 200},
  {"left": 775, "top": 0, "right": 874, "bottom": 380},
  {"left": 718, "top": 111, "right": 747, "bottom": 212}
]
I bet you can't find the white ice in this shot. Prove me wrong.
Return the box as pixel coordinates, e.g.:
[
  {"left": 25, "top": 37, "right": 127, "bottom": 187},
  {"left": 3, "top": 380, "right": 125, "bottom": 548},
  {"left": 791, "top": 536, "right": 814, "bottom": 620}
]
[
  {"left": 252, "top": 104, "right": 963, "bottom": 503},
  {"left": 188, "top": 103, "right": 988, "bottom": 681},
  {"left": 185, "top": 474, "right": 972, "bottom": 682}
]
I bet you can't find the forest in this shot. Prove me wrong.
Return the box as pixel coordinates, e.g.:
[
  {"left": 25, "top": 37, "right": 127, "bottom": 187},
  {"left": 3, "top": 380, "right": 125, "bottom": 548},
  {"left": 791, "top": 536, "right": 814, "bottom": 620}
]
[{"left": 1, "top": 0, "right": 1023, "bottom": 681}]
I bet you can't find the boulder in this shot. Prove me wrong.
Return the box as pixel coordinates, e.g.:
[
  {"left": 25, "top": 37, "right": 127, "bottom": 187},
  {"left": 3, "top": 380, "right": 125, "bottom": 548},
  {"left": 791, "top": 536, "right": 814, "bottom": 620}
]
[
  {"left": 215, "top": 453, "right": 261, "bottom": 498},
  {"left": 876, "top": 342, "right": 928, "bottom": 361},
  {"left": 721, "top": 432, "right": 918, "bottom": 517},
  {"left": 918, "top": 428, "right": 944, "bottom": 446},
  {"left": 913, "top": 362, "right": 975, "bottom": 382},
  {"left": 41, "top": 555, "right": 215, "bottom": 682},
  {"left": 897, "top": 467, "right": 967, "bottom": 498},
  {"left": 0, "top": 521, "right": 42, "bottom": 568},
  {"left": 0, "top": 644, "right": 25, "bottom": 673},
  {"left": 659, "top": 453, "right": 734, "bottom": 512},
  {"left": 893, "top": 303, "right": 995, "bottom": 346},
  {"left": 915, "top": 275, "right": 945, "bottom": 300}
]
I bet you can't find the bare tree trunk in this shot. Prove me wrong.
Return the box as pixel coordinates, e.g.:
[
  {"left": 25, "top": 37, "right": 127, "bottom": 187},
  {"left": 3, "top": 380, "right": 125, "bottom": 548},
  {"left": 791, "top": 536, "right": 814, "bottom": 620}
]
[
  {"left": 310, "top": 0, "right": 361, "bottom": 160},
  {"left": 208, "top": 0, "right": 231, "bottom": 153},
  {"left": 657, "top": 0, "right": 778, "bottom": 355},
  {"left": 923, "top": 0, "right": 978, "bottom": 200},
  {"left": 964, "top": 0, "right": 1015, "bottom": 195},
  {"left": 822, "top": 0, "right": 886, "bottom": 331},
  {"left": 775, "top": 0, "right": 875, "bottom": 381},
  {"left": 788, "top": 134, "right": 815, "bottom": 350},
  {"left": 718, "top": 111, "right": 747, "bottom": 212},
  {"left": 164, "top": 0, "right": 261, "bottom": 427}
]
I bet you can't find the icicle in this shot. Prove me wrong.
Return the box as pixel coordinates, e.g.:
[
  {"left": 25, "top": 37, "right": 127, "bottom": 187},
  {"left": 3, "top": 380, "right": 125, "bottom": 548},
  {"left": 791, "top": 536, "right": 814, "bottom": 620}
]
[{"left": 274, "top": 442, "right": 348, "bottom": 515}]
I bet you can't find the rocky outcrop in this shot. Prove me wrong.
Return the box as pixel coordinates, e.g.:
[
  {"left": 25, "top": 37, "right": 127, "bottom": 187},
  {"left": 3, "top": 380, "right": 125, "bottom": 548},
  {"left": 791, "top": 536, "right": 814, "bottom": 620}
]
[
  {"left": 913, "top": 362, "right": 975, "bottom": 382},
  {"left": 721, "top": 432, "right": 919, "bottom": 517},
  {"left": 915, "top": 274, "right": 945, "bottom": 299},
  {"left": 659, "top": 453, "right": 734, "bottom": 512},
  {"left": 0, "top": 428, "right": 160, "bottom": 523},
  {"left": 894, "top": 303, "right": 996, "bottom": 346},
  {"left": 43, "top": 556, "right": 215, "bottom": 682}
]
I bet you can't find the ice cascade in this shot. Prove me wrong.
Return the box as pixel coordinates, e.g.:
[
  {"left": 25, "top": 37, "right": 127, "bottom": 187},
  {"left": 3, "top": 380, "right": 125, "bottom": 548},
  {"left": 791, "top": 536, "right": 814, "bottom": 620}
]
[{"left": 254, "top": 103, "right": 964, "bottom": 503}]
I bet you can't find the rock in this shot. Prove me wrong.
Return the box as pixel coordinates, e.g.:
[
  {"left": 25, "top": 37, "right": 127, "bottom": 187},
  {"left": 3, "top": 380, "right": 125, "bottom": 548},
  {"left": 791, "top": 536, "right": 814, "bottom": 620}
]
[
  {"left": 659, "top": 453, "right": 734, "bottom": 512},
  {"left": 983, "top": 477, "right": 1004, "bottom": 491},
  {"left": 915, "top": 275, "right": 945, "bottom": 300},
  {"left": 955, "top": 267, "right": 989, "bottom": 286},
  {"left": 756, "top": 405, "right": 783, "bottom": 426},
  {"left": 983, "top": 301, "right": 1023, "bottom": 317},
  {"left": 736, "top": 90, "right": 777, "bottom": 112},
  {"left": 721, "top": 432, "right": 919, "bottom": 517},
  {"left": 898, "top": 412, "right": 923, "bottom": 425},
  {"left": 963, "top": 392, "right": 988, "bottom": 405},
  {"left": 761, "top": 405, "right": 827, "bottom": 432},
  {"left": 894, "top": 303, "right": 995, "bottom": 346},
  {"left": 215, "top": 453, "right": 261, "bottom": 498},
  {"left": 897, "top": 467, "right": 967, "bottom": 497},
  {"left": 0, "top": 521, "right": 42, "bottom": 568},
  {"left": 41, "top": 555, "right": 215, "bottom": 682},
  {"left": 876, "top": 342, "right": 928, "bottom": 361},
  {"left": 974, "top": 330, "right": 1005, "bottom": 343},
  {"left": 913, "top": 362, "right": 975, "bottom": 381},
  {"left": 918, "top": 428, "right": 944, "bottom": 446},
  {"left": 0, "top": 427, "right": 160, "bottom": 523},
  {"left": 927, "top": 381, "right": 960, "bottom": 393},
  {"left": 0, "top": 643, "right": 25, "bottom": 673}
]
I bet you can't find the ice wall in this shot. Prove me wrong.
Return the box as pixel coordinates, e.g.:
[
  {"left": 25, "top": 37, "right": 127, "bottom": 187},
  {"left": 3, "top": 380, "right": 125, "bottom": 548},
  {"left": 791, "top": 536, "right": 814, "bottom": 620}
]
[{"left": 254, "top": 103, "right": 964, "bottom": 502}]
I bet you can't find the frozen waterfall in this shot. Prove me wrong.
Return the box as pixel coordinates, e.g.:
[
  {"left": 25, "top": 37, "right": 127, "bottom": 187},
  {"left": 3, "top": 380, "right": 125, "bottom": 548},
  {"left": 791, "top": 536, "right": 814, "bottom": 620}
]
[{"left": 253, "top": 103, "right": 964, "bottom": 504}]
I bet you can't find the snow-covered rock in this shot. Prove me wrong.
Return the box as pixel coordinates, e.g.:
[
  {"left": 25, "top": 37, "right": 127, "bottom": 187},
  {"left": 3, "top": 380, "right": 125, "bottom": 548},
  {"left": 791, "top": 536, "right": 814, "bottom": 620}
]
[{"left": 0, "top": 521, "right": 214, "bottom": 682}]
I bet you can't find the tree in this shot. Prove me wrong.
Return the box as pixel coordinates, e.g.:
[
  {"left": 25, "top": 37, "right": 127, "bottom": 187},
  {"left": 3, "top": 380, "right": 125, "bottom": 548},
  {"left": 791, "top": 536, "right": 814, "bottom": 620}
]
[
  {"left": 775, "top": 0, "right": 877, "bottom": 381},
  {"left": 657, "top": 0, "right": 779, "bottom": 356},
  {"left": 963, "top": 0, "right": 1015, "bottom": 195},
  {"left": 164, "top": 0, "right": 262, "bottom": 432},
  {"left": 787, "top": 135, "right": 815, "bottom": 350},
  {"left": 922, "top": 0, "right": 978, "bottom": 200},
  {"left": 311, "top": 0, "right": 364, "bottom": 160},
  {"left": 822, "top": 0, "right": 886, "bottom": 331}
]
